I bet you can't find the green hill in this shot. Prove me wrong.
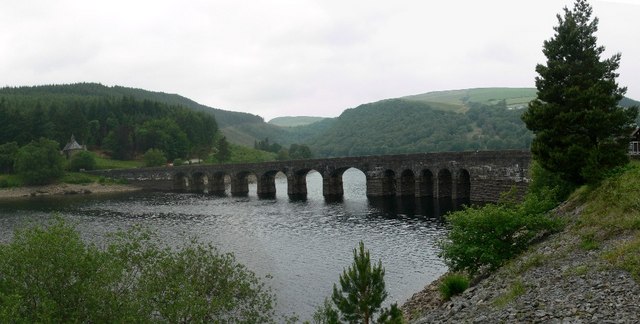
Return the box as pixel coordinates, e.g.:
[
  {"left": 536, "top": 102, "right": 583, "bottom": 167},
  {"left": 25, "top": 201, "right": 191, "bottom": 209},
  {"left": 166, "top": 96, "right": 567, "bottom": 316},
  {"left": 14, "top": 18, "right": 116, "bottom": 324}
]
[
  {"left": 268, "top": 116, "right": 327, "bottom": 127},
  {"left": 302, "top": 98, "right": 532, "bottom": 157}
]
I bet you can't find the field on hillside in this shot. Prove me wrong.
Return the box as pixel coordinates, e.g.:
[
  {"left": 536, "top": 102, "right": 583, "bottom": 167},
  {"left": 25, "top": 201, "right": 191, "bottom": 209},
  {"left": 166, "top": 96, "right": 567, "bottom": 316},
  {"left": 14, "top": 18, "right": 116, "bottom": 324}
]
[{"left": 403, "top": 88, "right": 537, "bottom": 112}]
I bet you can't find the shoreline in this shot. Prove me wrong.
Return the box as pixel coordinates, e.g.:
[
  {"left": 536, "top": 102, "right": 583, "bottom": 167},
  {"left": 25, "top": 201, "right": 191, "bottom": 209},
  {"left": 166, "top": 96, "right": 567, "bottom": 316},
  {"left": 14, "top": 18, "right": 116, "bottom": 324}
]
[{"left": 0, "top": 183, "right": 143, "bottom": 200}]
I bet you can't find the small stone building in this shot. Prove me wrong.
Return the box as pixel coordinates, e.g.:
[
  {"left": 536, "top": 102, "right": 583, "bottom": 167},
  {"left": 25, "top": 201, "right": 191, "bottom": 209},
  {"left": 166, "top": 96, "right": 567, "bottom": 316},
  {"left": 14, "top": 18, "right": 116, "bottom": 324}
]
[{"left": 62, "top": 135, "right": 86, "bottom": 159}]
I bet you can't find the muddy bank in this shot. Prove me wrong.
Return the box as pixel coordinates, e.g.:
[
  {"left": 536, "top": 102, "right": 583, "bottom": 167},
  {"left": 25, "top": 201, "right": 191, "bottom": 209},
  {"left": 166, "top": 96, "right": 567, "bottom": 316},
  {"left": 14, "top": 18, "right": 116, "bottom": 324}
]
[{"left": 0, "top": 183, "right": 142, "bottom": 199}]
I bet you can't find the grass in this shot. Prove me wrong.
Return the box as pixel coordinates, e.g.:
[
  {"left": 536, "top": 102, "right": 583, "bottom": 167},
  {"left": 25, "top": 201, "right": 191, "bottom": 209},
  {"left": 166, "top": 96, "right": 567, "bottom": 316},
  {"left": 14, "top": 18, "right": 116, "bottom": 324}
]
[
  {"left": 563, "top": 265, "right": 590, "bottom": 277},
  {"left": 0, "top": 174, "right": 24, "bottom": 188},
  {"left": 568, "top": 161, "right": 640, "bottom": 284},
  {"left": 208, "top": 144, "right": 277, "bottom": 164},
  {"left": 60, "top": 172, "right": 98, "bottom": 184},
  {"left": 492, "top": 279, "right": 526, "bottom": 308},
  {"left": 604, "top": 235, "right": 640, "bottom": 282},
  {"left": 574, "top": 161, "right": 640, "bottom": 240},
  {"left": 515, "top": 252, "right": 547, "bottom": 274},
  {"left": 439, "top": 273, "right": 470, "bottom": 300},
  {"left": 94, "top": 156, "right": 143, "bottom": 170}
]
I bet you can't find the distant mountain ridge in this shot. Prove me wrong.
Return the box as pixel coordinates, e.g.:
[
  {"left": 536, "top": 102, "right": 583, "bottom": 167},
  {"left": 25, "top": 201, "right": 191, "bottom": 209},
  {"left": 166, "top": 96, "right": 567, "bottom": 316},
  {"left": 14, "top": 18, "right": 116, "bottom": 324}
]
[{"left": 2, "top": 84, "right": 638, "bottom": 158}]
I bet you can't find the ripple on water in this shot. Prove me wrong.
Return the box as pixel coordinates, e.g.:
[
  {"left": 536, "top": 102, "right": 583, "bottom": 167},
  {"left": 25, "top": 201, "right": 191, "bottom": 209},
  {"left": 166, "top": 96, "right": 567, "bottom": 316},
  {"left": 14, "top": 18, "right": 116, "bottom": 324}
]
[{"left": 0, "top": 170, "right": 460, "bottom": 319}]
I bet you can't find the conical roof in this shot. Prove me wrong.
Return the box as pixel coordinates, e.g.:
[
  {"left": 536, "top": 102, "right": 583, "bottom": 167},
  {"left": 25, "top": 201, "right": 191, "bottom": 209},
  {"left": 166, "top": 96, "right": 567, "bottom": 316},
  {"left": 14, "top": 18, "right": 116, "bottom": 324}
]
[{"left": 63, "top": 135, "right": 83, "bottom": 151}]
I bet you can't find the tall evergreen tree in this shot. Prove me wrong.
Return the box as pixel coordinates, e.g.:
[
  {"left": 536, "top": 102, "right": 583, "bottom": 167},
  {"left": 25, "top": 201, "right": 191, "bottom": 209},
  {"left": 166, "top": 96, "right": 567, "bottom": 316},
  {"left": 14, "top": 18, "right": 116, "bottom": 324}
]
[
  {"left": 522, "top": 0, "right": 638, "bottom": 184},
  {"left": 214, "top": 136, "right": 231, "bottom": 162},
  {"left": 329, "top": 242, "right": 403, "bottom": 324}
]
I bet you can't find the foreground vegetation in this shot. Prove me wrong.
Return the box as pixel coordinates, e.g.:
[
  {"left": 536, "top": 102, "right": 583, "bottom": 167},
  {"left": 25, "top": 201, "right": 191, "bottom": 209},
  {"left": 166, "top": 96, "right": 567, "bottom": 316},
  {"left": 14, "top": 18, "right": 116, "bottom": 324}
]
[{"left": 0, "top": 219, "right": 276, "bottom": 322}]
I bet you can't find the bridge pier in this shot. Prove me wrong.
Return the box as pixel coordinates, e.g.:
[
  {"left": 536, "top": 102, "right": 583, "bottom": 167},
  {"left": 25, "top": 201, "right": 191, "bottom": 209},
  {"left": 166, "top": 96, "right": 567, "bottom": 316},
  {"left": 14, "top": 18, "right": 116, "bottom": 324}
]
[
  {"left": 230, "top": 174, "right": 249, "bottom": 196},
  {"left": 287, "top": 172, "right": 307, "bottom": 200},
  {"left": 257, "top": 173, "right": 276, "bottom": 199},
  {"left": 323, "top": 173, "right": 344, "bottom": 200},
  {"left": 210, "top": 173, "right": 227, "bottom": 195},
  {"left": 366, "top": 170, "right": 396, "bottom": 197}
]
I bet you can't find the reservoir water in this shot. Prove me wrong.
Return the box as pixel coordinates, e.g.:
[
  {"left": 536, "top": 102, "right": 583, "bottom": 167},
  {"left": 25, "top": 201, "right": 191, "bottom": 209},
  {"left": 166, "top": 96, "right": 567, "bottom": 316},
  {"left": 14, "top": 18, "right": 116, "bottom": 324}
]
[{"left": 0, "top": 169, "right": 462, "bottom": 319}]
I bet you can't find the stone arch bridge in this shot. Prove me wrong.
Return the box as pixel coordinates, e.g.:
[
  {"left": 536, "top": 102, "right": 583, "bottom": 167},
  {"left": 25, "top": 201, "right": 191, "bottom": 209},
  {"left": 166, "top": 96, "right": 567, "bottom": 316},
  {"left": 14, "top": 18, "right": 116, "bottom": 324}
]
[{"left": 92, "top": 150, "right": 531, "bottom": 203}]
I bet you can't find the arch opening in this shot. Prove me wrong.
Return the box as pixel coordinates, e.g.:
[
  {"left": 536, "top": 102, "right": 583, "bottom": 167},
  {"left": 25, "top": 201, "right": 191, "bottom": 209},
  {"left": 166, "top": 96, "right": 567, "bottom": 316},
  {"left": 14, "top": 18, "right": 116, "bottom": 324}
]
[
  {"left": 210, "top": 172, "right": 229, "bottom": 196},
  {"left": 418, "top": 169, "right": 434, "bottom": 197},
  {"left": 173, "top": 172, "right": 189, "bottom": 192},
  {"left": 437, "top": 169, "right": 452, "bottom": 198},
  {"left": 399, "top": 169, "right": 415, "bottom": 197},
  {"left": 324, "top": 167, "right": 366, "bottom": 201},
  {"left": 191, "top": 172, "right": 208, "bottom": 194},
  {"left": 456, "top": 169, "right": 471, "bottom": 201}
]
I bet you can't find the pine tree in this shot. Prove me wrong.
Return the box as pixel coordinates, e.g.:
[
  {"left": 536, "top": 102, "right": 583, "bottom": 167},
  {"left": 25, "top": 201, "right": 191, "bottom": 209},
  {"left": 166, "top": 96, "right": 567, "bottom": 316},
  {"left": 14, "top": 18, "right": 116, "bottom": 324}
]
[
  {"left": 215, "top": 136, "right": 231, "bottom": 162},
  {"left": 329, "top": 241, "right": 403, "bottom": 324},
  {"left": 521, "top": 0, "right": 638, "bottom": 184}
]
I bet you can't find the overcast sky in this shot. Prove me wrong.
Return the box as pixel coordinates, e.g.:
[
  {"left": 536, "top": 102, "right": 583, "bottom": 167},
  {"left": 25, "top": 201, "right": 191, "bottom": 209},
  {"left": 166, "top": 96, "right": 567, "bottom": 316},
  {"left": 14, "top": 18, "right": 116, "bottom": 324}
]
[{"left": 1, "top": 0, "right": 639, "bottom": 120}]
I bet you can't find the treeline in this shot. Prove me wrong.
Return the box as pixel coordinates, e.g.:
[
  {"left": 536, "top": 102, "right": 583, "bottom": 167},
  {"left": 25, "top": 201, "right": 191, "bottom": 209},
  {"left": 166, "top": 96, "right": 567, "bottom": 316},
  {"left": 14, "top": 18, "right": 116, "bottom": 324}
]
[
  {"left": 253, "top": 138, "right": 312, "bottom": 160},
  {"left": 0, "top": 95, "right": 218, "bottom": 161},
  {"left": 301, "top": 99, "right": 532, "bottom": 157},
  {"left": 0, "top": 83, "right": 263, "bottom": 128}
]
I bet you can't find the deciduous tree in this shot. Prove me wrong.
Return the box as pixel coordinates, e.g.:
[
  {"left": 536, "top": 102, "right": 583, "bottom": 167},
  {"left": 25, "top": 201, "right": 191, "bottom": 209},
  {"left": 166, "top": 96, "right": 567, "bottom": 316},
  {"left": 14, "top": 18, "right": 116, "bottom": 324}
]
[{"left": 13, "top": 138, "right": 64, "bottom": 185}]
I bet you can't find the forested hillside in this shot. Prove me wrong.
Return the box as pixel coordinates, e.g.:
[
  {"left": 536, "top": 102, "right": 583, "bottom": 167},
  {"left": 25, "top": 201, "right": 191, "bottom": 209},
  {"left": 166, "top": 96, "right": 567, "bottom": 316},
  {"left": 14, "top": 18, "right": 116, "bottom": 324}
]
[
  {"left": 0, "top": 83, "right": 262, "bottom": 128},
  {"left": 0, "top": 93, "right": 218, "bottom": 161},
  {"left": 302, "top": 99, "right": 533, "bottom": 157},
  {"left": 270, "top": 88, "right": 639, "bottom": 157}
]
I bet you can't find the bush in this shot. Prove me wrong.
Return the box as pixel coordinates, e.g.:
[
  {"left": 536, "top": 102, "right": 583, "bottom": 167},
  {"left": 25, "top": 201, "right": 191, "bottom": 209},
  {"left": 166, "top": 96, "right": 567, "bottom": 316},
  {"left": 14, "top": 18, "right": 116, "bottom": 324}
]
[
  {"left": 143, "top": 148, "right": 166, "bottom": 167},
  {"left": 0, "top": 175, "right": 23, "bottom": 188},
  {"left": 172, "top": 158, "right": 184, "bottom": 166},
  {"left": 68, "top": 151, "right": 96, "bottom": 171},
  {"left": 439, "top": 273, "right": 469, "bottom": 300},
  {"left": 440, "top": 189, "right": 562, "bottom": 275},
  {"left": 0, "top": 142, "right": 19, "bottom": 173},
  {"left": 0, "top": 218, "right": 276, "bottom": 322},
  {"left": 13, "top": 138, "right": 65, "bottom": 185},
  {"left": 61, "top": 172, "right": 95, "bottom": 184},
  {"left": 528, "top": 161, "right": 575, "bottom": 203}
]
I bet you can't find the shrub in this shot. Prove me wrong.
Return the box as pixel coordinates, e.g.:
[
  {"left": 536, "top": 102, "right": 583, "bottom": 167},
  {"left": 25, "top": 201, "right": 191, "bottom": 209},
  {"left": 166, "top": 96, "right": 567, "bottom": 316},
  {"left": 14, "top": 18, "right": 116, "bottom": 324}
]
[
  {"left": 68, "top": 151, "right": 96, "bottom": 171},
  {"left": 0, "top": 142, "right": 19, "bottom": 173},
  {"left": 440, "top": 189, "right": 562, "bottom": 275},
  {"left": 143, "top": 148, "right": 166, "bottom": 167},
  {"left": 0, "top": 218, "right": 276, "bottom": 322},
  {"left": 439, "top": 273, "right": 469, "bottom": 301},
  {"left": 61, "top": 172, "right": 95, "bottom": 184},
  {"left": 172, "top": 158, "right": 184, "bottom": 166},
  {"left": 0, "top": 175, "right": 23, "bottom": 188},
  {"left": 13, "top": 138, "right": 65, "bottom": 185}
]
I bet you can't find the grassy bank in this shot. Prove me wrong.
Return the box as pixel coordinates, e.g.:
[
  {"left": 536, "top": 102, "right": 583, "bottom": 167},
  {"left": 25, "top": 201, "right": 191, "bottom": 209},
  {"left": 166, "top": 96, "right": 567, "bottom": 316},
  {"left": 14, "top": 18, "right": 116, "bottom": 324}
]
[{"left": 569, "top": 161, "right": 640, "bottom": 281}]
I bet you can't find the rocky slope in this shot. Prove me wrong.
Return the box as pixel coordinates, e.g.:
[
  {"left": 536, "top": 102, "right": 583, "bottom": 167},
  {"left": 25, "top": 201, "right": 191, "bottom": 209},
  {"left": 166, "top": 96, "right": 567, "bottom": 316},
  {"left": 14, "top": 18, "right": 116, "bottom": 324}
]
[{"left": 402, "top": 180, "right": 640, "bottom": 323}]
